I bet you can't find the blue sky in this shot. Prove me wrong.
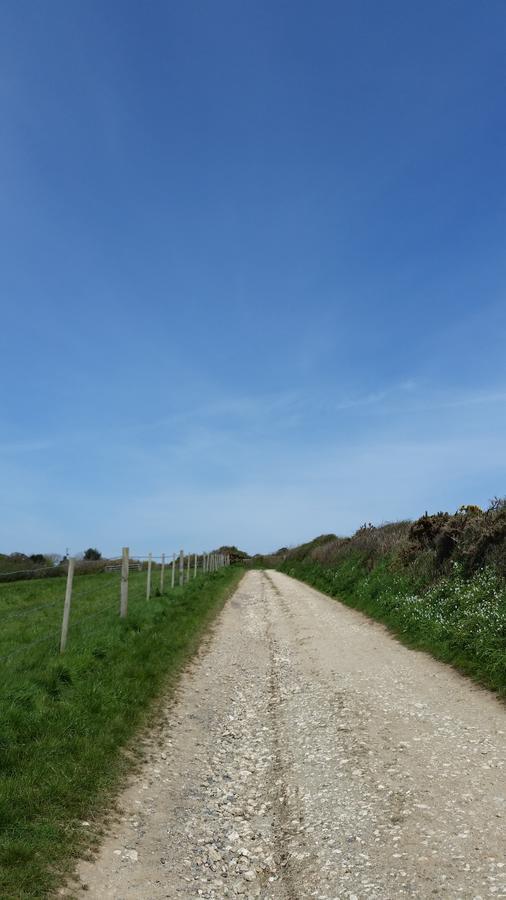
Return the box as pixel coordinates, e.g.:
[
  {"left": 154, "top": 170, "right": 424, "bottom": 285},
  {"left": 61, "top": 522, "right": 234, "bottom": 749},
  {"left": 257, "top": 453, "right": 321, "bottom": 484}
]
[{"left": 1, "top": 0, "right": 505, "bottom": 556}]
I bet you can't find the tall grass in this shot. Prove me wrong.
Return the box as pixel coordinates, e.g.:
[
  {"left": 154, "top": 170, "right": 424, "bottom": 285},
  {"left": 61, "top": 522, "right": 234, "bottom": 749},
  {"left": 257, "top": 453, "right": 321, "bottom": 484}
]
[{"left": 0, "top": 566, "right": 244, "bottom": 898}]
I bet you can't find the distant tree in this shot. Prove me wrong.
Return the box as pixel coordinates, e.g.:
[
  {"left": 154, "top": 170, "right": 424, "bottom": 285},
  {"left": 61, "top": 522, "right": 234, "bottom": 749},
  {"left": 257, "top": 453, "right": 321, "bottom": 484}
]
[
  {"left": 217, "top": 545, "right": 250, "bottom": 564},
  {"left": 29, "top": 554, "right": 47, "bottom": 565},
  {"left": 83, "top": 547, "right": 102, "bottom": 561}
]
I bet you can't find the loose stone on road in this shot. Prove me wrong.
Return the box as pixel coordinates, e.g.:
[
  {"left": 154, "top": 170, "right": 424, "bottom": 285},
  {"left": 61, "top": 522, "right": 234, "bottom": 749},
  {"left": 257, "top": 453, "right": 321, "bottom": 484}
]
[{"left": 77, "top": 570, "right": 506, "bottom": 898}]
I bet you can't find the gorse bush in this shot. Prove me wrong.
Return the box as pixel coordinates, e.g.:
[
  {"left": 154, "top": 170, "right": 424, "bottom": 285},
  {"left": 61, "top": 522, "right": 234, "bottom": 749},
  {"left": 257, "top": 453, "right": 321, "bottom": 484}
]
[
  {"left": 267, "top": 498, "right": 506, "bottom": 580},
  {"left": 403, "top": 500, "right": 506, "bottom": 576}
]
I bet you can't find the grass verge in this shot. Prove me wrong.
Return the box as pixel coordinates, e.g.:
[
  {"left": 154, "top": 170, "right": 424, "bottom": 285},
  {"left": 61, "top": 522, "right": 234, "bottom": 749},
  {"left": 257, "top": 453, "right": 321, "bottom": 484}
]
[
  {"left": 0, "top": 566, "right": 244, "bottom": 898},
  {"left": 279, "top": 557, "right": 506, "bottom": 697}
]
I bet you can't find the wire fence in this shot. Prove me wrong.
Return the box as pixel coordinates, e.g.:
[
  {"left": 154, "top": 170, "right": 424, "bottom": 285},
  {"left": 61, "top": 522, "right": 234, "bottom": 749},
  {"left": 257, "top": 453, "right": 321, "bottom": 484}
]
[
  {"left": 0, "top": 557, "right": 116, "bottom": 584},
  {"left": 0, "top": 548, "right": 230, "bottom": 671}
]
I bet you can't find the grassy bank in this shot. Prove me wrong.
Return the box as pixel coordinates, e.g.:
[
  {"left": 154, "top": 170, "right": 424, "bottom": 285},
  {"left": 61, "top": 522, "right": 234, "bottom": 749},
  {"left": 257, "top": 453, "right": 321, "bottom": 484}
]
[
  {"left": 279, "top": 555, "right": 506, "bottom": 696},
  {"left": 0, "top": 566, "right": 243, "bottom": 898},
  {"left": 269, "top": 503, "right": 506, "bottom": 695}
]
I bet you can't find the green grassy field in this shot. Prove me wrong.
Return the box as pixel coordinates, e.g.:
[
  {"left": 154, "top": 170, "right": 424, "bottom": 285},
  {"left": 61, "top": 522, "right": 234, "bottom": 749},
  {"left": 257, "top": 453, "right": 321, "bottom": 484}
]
[{"left": 0, "top": 565, "right": 244, "bottom": 898}]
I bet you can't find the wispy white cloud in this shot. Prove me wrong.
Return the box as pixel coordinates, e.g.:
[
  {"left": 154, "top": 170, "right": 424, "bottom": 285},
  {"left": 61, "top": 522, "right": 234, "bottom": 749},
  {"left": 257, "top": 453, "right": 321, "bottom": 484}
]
[
  {"left": 329, "top": 382, "right": 506, "bottom": 416},
  {"left": 414, "top": 388, "right": 506, "bottom": 412},
  {"left": 1, "top": 379, "right": 505, "bottom": 554},
  {"left": 8, "top": 381, "right": 503, "bottom": 460},
  {"left": 332, "top": 379, "right": 418, "bottom": 411},
  {"left": 73, "top": 431, "right": 505, "bottom": 555},
  {"left": 0, "top": 439, "right": 53, "bottom": 454}
]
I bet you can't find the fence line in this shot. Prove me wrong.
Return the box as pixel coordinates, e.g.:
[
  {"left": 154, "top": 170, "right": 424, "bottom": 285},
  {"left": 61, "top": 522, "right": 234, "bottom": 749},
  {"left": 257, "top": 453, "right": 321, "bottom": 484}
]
[
  {"left": 59, "top": 556, "right": 75, "bottom": 653},
  {"left": 0, "top": 558, "right": 126, "bottom": 582},
  {"left": 68, "top": 599, "right": 120, "bottom": 632},
  {"left": 0, "top": 547, "right": 231, "bottom": 666},
  {"left": 3, "top": 598, "right": 65, "bottom": 622},
  {"left": 146, "top": 553, "right": 153, "bottom": 600},
  {"left": 0, "top": 563, "right": 62, "bottom": 579},
  {"left": 0, "top": 629, "right": 59, "bottom": 663}
]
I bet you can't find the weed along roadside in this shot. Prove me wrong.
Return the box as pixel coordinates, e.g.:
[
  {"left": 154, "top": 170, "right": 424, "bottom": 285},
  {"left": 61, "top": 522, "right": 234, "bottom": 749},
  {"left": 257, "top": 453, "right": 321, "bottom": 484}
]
[
  {"left": 269, "top": 506, "right": 506, "bottom": 697},
  {"left": 0, "top": 555, "right": 243, "bottom": 899},
  {"left": 278, "top": 557, "right": 506, "bottom": 696}
]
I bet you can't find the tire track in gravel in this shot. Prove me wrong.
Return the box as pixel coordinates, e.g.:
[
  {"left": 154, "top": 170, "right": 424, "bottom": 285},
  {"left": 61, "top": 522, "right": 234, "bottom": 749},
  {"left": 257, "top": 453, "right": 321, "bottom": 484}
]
[
  {"left": 71, "top": 570, "right": 506, "bottom": 900},
  {"left": 264, "top": 571, "right": 308, "bottom": 900}
]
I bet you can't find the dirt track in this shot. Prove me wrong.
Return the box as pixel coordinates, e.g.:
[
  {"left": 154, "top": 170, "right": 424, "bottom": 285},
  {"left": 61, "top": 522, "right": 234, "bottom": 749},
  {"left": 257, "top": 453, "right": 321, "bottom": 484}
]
[{"left": 76, "top": 570, "right": 505, "bottom": 899}]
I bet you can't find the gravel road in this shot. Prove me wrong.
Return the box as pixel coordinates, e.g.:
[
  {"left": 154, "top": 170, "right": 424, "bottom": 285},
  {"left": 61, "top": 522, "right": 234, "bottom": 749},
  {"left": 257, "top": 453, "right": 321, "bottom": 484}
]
[{"left": 76, "top": 570, "right": 505, "bottom": 899}]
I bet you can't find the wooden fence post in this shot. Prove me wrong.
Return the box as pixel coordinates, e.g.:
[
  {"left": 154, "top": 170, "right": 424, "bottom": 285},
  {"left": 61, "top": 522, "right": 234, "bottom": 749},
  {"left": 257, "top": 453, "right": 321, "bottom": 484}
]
[
  {"left": 146, "top": 552, "right": 152, "bottom": 599},
  {"left": 186, "top": 553, "right": 190, "bottom": 583},
  {"left": 60, "top": 557, "right": 75, "bottom": 653},
  {"left": 179, "top": 549, "right": 184, "bottom": 587},
  {"left": 172, "top": 552, "right": 176, "bottom": 588},
  {"left": 120, "top": 547, "right": 129, "bottom": 618},
  {"left": 194, "top": 553, "right": 197, "bottom": 578},
  {"left": 160, "top": 553, "right": 165, "bottom": 593}
]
